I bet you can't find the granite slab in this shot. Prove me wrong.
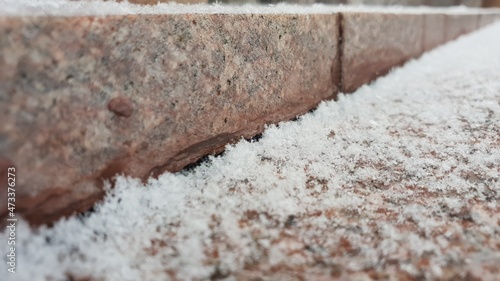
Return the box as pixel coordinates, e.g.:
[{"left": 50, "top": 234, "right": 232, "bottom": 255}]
[
  {"left": 340, "top": 12, "right": 424, "bottom": 93},
  {"left": 478, "top": 12, "right": 500, "bottom": 27},
  {"left": 0, "top": 13, "right": 339, "bottom": 225},
  {"left": 445, "top": 13, "right": 479, "bottom": 41},
  {"left": 423, "top": 13, "right": 446, "bottom": 51}
]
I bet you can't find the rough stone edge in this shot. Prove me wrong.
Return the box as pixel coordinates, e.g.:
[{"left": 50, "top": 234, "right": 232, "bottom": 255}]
[{"left": 339, "top": 11, "right": 500, "bottom": 94}]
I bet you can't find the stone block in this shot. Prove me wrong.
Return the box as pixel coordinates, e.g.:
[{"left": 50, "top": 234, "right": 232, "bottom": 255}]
[
  {"left": 340, "top": 12, "right": 424, "bottom": 93},
  {"left": 423, "top": 13, "right": 446, "bottom": 51},
  {"left": 483, "top": 0, "right": 500, "bottom": 7},
  {"left": 347, "top": 0, "right": 386, "bottom": 5},
  {"left": 445, "top": 13, "right": 479, "bottom": 41},
  {"left": 386, "top": 0, "right": 426, "bottom": 6},
  {"left": 461, "top": 0, "right": 483, "bottom": 7},
  {"left": 478, "top": 12, "right": 500, "bottom": 27},
  {"left": 425, "top": 0, "right": 456, "bottom": 6},
  {"left": 125, "top": 0, "right": 208, "bottom": 3},
  {"left": 0, "top": 13, "right": 339, "bottom": 225}
]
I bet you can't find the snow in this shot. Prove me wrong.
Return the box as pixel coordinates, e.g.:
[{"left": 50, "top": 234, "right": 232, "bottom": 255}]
[
  {"left": 0, "top": 0, "right": 498, "bottom": 16},
  {"left": 1, "top": 7, "right": 500, "bottom": 281}
]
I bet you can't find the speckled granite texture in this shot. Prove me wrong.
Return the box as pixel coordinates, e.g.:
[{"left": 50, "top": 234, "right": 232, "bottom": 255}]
[
  {"left": 0, "top": 14, "right": 339, "bottom": 225},
  {"left": 340, "top": 13, "right": 425, "bottom": 93}
]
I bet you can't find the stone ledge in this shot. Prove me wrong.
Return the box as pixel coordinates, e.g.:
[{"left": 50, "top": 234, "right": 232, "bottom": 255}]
[
  {"left": 445, "top": 13, "right": 480, "bottom": 41},
  {"left": 0, "top": 13, "right": 339, "bottom": 225},
  {"left": 0, "top": 5, "right": 499, "bottom": 226},
  {"left": 340, "top": 12, "right": 425, "bottom": 93},
  {"left": 423, "top": 13, "right": 446, "bottom": 51}
]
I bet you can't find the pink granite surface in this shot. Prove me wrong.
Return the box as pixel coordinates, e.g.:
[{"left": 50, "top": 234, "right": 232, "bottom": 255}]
[
  {"left": 0, "top": 13, "right": 339, "bottom": 225},
  {"left": 340, "top": 12, "right": 424, "bottom": 93}
]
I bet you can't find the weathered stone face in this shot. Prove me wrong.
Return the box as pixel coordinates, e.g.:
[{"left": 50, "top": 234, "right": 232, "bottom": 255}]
[
  {"left": 445, "top": 13, "right": 479, "bottom": 41},
  {"left": 0, "top": 13, "right": 339, "bottom": 225},
  {"left": 126, "top": 0, "right": 207, "bottom": 3},
  {"left": 423, "top": 13, "right": 446, "bottom": 52},
  {"left": 478, "top": 13, "right": 498, "bottom": 27},
  {"left": 340, "top": 12, "right": 425, "bottom": 93}
]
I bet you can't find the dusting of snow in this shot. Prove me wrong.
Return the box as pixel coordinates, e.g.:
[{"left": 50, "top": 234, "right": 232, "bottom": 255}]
[
  {"left": 0, "top": 0, "right": 499, "bottom": 16},
  {"left": 2, "top": 12, "right": 500, "bottom": 281}
]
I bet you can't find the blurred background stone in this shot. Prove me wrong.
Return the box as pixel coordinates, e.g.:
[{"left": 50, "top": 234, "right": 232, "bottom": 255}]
[
  {"left": 105, "top": 0, "right": 208, "bottom": 3},
  {"left": 340, "top": 12, "right": 424, "bottom": 93},
  {"left": 483, "top": 0, "right": 500, "bottom": 7},
  {"left": 210, "top": 0, "right": 487, "bottom": 6}
]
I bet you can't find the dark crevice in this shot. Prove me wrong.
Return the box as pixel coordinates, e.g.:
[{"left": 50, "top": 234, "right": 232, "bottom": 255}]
[
  {"left": 248, "top": 133, "right": 263, "bottom": 142},
  {"left": 182, "top": 153, "right": 223, "bottom": 174},
  {"left": 76, "top": 205, "right": 97, "bottom": 222},
  {"left": 421, "top": 14, "right": 427, "bottom": 53},
  {"left": 337, "top": 13, "right": 344, "bottom": 95}
]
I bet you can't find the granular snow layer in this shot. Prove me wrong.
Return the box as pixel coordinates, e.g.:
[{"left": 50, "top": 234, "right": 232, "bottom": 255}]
[{"left": 2, "top": 23, "right": 500, "bottom": 281}]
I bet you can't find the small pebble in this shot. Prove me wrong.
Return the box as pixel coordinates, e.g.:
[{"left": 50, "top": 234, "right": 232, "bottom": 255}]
[{"left": 108, "top": 96, "right": 134, "bottom": 118}]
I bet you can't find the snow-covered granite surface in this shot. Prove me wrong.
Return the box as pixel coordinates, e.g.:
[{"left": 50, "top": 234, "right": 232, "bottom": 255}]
[{"left": 2, "top": 18, "right": 500, "bottom": 281}]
